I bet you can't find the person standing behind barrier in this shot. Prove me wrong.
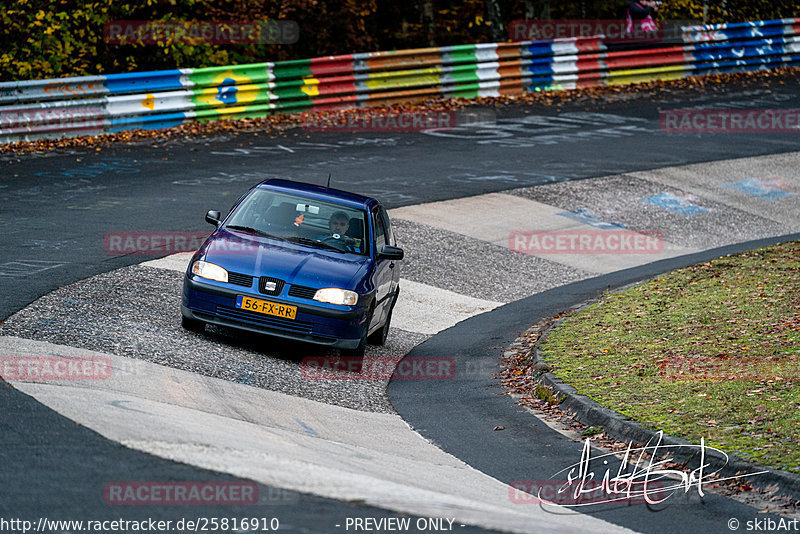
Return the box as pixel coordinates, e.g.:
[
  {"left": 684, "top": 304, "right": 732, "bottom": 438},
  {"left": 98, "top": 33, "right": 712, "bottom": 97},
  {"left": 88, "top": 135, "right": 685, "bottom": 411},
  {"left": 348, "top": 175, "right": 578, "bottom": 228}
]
[{"left": 626, "top": 0, "right": 659, "bottom": 34}]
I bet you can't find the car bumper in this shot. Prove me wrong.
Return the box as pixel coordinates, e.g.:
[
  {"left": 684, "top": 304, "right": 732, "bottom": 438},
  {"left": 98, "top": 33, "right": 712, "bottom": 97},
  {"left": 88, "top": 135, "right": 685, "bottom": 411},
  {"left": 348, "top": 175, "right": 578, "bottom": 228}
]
[{"left": 182, "top": 276, "right": 367, "bottom": 350}]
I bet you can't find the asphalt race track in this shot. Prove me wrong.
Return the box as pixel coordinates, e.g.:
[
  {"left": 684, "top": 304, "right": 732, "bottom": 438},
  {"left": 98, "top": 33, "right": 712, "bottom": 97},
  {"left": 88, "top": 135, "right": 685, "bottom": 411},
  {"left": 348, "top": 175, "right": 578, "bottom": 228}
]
[
  {"left": 4, "top": 79, "right": 800, "bottom": 321},
  {"left": 2, "top": 77, "right": 800, "bottom": 533}
]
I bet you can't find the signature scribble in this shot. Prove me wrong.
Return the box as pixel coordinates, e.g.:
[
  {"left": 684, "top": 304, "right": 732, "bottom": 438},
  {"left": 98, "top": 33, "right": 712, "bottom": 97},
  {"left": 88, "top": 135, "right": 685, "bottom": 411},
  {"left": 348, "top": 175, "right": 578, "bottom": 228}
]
[{"left": 536, "top": 431, "right": 768, "bottom": 507}]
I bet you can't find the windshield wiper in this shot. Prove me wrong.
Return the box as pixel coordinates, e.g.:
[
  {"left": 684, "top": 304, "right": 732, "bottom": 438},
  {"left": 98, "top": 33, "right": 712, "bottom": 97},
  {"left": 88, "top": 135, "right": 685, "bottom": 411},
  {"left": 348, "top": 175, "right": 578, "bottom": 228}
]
[
  {"left": 225, "top": 225, "right": 289, "bottom": 241},
  {"left": 225, "top": 225, "right": 268, "bottom": 236},
  {"left": 289, "top": 236, "right": 340, "bottom": 251}
]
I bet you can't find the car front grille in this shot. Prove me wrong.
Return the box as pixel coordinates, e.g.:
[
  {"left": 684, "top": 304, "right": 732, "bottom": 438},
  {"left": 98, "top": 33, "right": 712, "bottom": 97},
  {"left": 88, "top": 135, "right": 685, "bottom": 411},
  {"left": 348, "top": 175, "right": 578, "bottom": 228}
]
[
  {"left": 259, "top": 276, "right": 285, "bottom": 296},
  {"left": 216, "top": 305, "right": 313, "bottom": 334},
  {"left": 227, "top": 271, "right": 254, "bottom": 288},
  {"left": 288, "top": 284, "right": 318, "bottom": 300}
]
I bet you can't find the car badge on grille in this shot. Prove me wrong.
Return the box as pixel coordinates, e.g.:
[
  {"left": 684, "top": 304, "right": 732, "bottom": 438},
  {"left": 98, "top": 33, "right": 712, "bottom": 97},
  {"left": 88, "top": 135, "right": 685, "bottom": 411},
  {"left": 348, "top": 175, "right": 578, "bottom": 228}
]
[{"left": 264, "top": 281, "right": 277, "bottom": 291}]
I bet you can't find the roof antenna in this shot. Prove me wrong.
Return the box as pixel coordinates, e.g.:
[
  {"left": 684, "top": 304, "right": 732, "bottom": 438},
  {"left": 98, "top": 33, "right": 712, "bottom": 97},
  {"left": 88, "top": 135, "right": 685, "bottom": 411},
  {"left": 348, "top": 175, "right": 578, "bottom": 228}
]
[{"left": 326, "top": 172, "right": 332, "bottom": 190}]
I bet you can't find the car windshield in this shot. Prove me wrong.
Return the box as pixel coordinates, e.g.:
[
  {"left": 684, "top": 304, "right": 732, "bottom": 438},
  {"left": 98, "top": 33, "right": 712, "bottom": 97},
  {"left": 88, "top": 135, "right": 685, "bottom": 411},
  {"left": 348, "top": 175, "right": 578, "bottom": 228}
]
[{"left": 224, "top": 188, "right": 369, "bottom": 256}]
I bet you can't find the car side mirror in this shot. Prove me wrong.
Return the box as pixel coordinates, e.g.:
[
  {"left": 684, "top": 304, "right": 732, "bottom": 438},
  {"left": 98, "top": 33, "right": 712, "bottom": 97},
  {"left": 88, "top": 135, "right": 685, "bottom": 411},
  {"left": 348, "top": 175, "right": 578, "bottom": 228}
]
[
  {"left": 378, "top": 245, "right": 404, "bottom": 260},
  {"left": 205, "top": 210, "right": 221, "bottom": 226}
]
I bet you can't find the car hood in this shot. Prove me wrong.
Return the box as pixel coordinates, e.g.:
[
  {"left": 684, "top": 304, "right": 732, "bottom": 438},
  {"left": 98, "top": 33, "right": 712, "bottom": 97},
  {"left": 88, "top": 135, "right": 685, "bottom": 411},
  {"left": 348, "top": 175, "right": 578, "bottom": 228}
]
[{"left": 199, "top": 229, "right": 371, "bottom": 290}]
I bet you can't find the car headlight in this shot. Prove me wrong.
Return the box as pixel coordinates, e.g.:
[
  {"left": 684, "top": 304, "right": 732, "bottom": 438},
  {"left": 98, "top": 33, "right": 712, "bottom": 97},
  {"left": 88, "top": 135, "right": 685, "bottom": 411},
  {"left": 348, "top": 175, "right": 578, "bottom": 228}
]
[
  {"left": 191, "top": 261, "right": 228, "bottom": 283},
  {"left": 313, "top": 288, "right": 358, "bottom": 306}
]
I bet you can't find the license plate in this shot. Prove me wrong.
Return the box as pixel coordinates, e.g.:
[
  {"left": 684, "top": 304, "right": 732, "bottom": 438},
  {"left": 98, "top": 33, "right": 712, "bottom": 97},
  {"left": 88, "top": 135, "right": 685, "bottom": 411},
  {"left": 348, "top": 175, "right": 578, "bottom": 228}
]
[{"left": 236, "top": 296, "right": 297, "bottom": 320}]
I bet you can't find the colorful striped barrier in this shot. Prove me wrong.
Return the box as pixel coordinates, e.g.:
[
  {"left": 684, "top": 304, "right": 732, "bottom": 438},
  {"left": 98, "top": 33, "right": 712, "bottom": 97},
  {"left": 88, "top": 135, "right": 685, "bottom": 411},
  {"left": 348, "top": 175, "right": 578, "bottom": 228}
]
[{"left": 1, "top": 18, "right": 799, "bottom": 143}]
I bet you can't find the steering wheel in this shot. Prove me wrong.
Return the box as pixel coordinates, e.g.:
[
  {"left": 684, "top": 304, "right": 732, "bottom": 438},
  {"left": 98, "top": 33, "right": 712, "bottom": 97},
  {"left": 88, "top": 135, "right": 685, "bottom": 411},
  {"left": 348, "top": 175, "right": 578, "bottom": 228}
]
[
  {"left": 318, "top": 234, "right": 349, "bottom": 251},
  {"left": 319, "top": 234, "right": 361, "bottom": 252}
]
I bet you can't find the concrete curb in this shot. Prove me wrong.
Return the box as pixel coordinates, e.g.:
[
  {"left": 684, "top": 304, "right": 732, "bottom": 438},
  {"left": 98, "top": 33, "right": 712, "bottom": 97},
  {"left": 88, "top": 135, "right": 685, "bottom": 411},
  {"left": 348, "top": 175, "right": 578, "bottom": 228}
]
[{"left": 532, "top": 307, "right": 800, "bottom": 498}]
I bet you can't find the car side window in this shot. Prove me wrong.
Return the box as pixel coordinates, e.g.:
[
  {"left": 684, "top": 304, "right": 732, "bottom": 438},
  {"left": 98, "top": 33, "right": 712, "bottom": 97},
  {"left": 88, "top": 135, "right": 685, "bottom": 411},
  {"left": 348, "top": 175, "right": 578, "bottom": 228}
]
[
  {"left": 379, "top": 207, "right": 395, "bottom": 247},
  {"left": 373, "top": 210, "right": 386, "bottom": 251}
]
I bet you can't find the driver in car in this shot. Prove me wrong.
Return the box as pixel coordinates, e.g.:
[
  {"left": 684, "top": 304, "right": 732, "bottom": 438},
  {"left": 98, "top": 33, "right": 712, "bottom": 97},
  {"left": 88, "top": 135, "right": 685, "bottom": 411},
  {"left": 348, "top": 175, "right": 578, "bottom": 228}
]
[{"left": 317, "top": 211, "right": 361, "bottom": 252}]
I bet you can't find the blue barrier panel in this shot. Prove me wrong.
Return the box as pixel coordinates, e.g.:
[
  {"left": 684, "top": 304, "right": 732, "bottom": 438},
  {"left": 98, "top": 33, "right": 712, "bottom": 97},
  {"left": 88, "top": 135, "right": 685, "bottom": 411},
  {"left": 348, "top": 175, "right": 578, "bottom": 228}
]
[{"left": 105, "top": 70, "right": 186, "bottom": 95}]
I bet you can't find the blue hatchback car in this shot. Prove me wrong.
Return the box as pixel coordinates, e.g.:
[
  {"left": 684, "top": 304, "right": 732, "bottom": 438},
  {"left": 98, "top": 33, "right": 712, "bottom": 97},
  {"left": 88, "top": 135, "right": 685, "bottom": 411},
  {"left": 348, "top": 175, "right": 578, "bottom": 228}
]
[{"left": 181, "top": 179, "right": 403, "bottom": 356}]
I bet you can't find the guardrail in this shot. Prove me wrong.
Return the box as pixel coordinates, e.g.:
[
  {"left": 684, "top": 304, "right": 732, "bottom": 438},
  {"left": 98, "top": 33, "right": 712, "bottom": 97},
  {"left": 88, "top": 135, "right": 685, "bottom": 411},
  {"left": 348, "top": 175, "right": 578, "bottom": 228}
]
[{"left": 1, "top": 18, "right": 798, "bottom": 143}]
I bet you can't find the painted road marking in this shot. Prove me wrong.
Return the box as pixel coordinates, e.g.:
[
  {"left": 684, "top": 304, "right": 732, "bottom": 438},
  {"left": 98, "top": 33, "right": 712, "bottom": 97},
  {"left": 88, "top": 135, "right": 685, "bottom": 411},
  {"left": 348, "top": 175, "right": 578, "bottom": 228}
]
[
  {"left": 722, "top": 178, "right": 793, "bottom": 199},
  {"left": 641, "top": 192, "right": 710, "bottom": 216},
  {"left": 0, "top": 260, "right": 65, "bottom": 277},
  {"left": 420, "top": 112, "right": 653, "bottom": 149},
  {"left": 295, "top": 418, "right": 318, "bottom": 436},
  {"left": 109, "top": 399, "right": 153, "bottom": 415},
  {"left": 629, "top": 152, "right": 800, "bottom": 227},
  {"left": 556, "top": 208, "right": 626, "bottom": 229}
]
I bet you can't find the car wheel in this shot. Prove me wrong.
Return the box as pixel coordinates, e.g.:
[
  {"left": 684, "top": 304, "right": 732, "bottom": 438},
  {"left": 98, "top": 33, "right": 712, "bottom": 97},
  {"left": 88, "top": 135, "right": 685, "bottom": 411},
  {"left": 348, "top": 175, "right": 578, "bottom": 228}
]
[
  {"left": 181, "top": 314, "right": 205, "bottom": 333},
  {"left": 368, "top": 290, "right": 398, "bottom": 347}
]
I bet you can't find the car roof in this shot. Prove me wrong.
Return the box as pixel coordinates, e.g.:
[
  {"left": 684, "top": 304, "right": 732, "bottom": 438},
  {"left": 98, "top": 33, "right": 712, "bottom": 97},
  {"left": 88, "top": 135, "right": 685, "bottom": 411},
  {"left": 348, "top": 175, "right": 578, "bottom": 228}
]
[{"left": 256, "top": 179, "right": 377, "bottom": 210}]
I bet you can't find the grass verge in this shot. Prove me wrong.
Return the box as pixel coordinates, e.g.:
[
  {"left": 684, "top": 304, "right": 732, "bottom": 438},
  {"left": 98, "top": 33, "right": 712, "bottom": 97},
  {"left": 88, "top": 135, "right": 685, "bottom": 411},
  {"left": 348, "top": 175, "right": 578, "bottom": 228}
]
[{"left": 538, "top": 240, "right": 800, "bottom": 473}]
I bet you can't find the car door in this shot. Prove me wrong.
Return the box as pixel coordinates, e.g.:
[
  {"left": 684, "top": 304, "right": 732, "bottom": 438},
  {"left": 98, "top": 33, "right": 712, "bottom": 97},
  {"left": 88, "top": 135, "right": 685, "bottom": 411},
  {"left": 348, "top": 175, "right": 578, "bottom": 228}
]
[{"left": 370, "top": 207, "right": 393, "bottom": 329}]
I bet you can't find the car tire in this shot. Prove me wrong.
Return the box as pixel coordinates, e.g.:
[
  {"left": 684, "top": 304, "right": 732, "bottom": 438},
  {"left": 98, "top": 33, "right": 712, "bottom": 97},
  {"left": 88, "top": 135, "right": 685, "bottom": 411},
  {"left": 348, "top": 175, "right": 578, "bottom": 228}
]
[
  {"left": 368, "top": 289, "right": 398, "bottom": 347},
  {"left": 181, "top": 314, "right": 205, "bottom": 333}
]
